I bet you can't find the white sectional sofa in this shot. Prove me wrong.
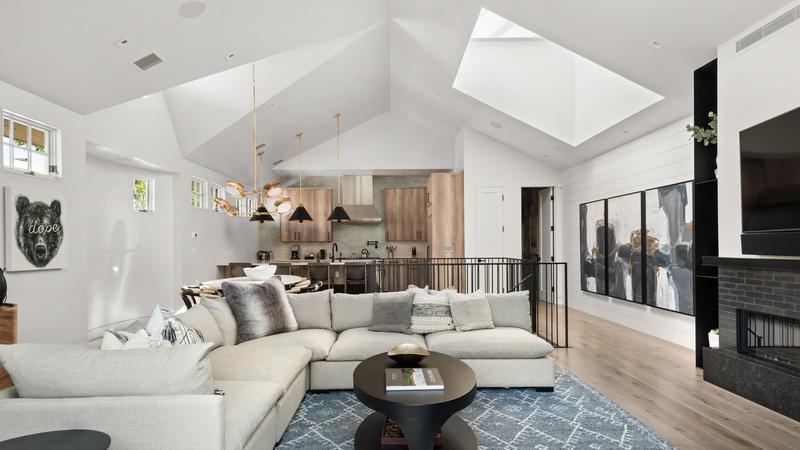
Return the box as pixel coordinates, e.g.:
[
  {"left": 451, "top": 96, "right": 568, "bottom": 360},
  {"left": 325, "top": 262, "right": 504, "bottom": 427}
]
[{"left": 0, "top": 289, "right": 554, "bottom": 450}]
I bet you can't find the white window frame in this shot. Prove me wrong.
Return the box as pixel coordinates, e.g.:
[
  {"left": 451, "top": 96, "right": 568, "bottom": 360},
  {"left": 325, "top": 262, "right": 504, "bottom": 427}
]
[
  {"left": 1, "top": 109, "right": 62, "bottom": 179},
  {"left": 133, "top": 176, "right": 155, "bottom": 212},
  {"left": 208, "top": 183, "right": 223, "bottom": 212},
  {"left": 190, "top": 177, "right": 207, "bottom": 209}
]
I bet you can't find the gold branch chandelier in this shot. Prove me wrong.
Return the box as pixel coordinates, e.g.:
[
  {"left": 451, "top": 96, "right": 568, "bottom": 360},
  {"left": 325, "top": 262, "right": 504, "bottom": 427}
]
[{"left": 213, "top": 63, "right": 291, "bottom": 222}]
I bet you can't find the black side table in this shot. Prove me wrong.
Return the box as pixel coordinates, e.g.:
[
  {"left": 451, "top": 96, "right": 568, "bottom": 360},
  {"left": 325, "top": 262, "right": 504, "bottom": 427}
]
[
  {"left": 353, "top": 351, "right": 477, "bottom": 450},
  {"left": 0, "top": 430, "right": 110, "bottom": 450}
]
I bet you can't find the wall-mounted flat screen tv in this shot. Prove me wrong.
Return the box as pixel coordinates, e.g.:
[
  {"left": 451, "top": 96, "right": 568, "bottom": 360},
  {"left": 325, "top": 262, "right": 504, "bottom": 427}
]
[{"left": 740, "top": 106, "right": 800, "bottom": 234}]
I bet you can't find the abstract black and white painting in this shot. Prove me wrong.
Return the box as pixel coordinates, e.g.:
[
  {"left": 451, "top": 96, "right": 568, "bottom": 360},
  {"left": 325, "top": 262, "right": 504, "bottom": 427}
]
[
  {"left": 607, "top": 193, "right": 643, "bottom": 302},
  {"left": 644, "top": 181, "right": 694, "bottom": 315},
  {"left": 579, "top": 199, "right": 606, "bottom": 295},
  {"left": 3, "top": 186, "right": 67, "bottom": 272}
]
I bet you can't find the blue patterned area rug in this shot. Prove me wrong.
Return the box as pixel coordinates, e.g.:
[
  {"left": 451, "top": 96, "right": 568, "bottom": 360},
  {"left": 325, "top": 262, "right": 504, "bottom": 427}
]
[{"left": 277, "top": 369, "right": 676, "bottom": 449}]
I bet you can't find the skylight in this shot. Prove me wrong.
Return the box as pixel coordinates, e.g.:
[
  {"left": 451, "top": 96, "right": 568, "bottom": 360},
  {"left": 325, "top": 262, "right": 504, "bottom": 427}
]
[{"left": 453, "top": 9, "right": 663, "bottom": 146}]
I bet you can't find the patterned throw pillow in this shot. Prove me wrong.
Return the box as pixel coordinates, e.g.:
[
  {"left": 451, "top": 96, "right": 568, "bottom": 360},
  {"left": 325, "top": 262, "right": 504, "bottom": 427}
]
[
  {"left": 410, "top": 290, "right": 454, "bottom": 334},
  {"left": 100, "top": 304, "right": 203, "bottom": 350}
]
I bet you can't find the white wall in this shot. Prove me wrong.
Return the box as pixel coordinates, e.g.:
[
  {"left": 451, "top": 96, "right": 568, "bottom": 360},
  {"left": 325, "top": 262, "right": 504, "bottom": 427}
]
[
  {"left": 717, "top": 1, "right": 800, "bottom": 258},
  {"left": 85, "top": 157, "right": 175, "bottom": 334},
  {"left": 558, "top": 117, "right": 696, "bottom": 348},
  {"left": 0, "top": 79, "right": 88, "bottom": 343},
  {"left": 461, "top": 127, "right": 560, "bottom": 259},
  {"left": 273, "top": 110, "right": 454, "bottom": 174},
  {"left": 176, "top": 159, "right": 258, "bottom": 286}
]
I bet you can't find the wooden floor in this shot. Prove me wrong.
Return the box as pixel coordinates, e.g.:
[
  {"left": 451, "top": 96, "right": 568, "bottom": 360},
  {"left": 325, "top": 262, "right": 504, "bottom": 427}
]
[{"left": 550, "top": 308, "right": 800, "bottom": 449}]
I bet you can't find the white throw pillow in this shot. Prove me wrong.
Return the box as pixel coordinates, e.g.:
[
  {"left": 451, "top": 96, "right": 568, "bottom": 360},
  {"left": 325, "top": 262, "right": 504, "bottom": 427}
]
[{"left": 447, "top": 290, "right": 495, "bottom": 332}]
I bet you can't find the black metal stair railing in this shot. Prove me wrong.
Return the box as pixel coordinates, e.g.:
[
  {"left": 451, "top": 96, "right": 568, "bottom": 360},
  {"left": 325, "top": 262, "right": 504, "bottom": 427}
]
[{"left": 374, "top": 258, "right": 569, "bottom": 348}]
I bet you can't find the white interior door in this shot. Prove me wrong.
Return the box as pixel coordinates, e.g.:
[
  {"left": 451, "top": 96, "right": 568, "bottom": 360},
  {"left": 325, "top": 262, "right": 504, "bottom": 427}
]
[{"left": 475, "top": 186, "right": 504, "bottom": 257}]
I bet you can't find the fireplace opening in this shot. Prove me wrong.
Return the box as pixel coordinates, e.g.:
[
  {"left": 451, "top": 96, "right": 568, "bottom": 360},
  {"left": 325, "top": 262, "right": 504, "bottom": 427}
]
[{"left": 737, "top": 309, "right": 800, "bottom": 372}]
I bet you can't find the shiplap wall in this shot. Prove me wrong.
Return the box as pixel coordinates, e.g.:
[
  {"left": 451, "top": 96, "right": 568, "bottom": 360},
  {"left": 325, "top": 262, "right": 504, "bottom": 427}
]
[{"left": 556, "top": 116, "right": 696, "bottom": 348}]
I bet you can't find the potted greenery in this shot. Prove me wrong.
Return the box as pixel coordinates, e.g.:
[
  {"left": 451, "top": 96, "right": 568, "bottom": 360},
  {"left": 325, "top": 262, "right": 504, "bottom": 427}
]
[{"left": 687, "top": 111, "right": 717, "bottom": 146}]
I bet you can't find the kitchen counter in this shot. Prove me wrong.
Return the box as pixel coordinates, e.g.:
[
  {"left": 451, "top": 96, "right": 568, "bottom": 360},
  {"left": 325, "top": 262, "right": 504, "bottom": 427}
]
[{"left": 255, "top": 259, "right": 377, "bottom": 265}]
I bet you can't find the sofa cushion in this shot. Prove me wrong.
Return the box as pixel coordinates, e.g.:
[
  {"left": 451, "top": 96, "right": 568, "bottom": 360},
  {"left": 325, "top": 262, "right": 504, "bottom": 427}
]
[
  {"left": 331, "top": 293, "right": 374, "bottom": 331},
  {"left": 410, "top": 290, "right": 454, "bottom": 334},
  {"left": 239, "top": 329, "right": 336, "bottom": 361},
  {"left": 486, "top": 291, "right": 532, "bottom": 332},
  {"left": 369, "top": 291, "right": 413, "bottom": 334},
  {"left": 223, "top": 279, "right": 299, "bottom": 343},
  {"left": 287, "top": 289, "right": 332, "bottom": 330},
  {"left": 215, "top": 380, "right": 282, "bottom": 450},
  {"left": 425, "top": 327, "right": 553, "bottom": 359},
  {"left": 327, "top": 327, "right": 427, "bottom": 361},
  {"left": 447, "top": 290, "right": 495, "bottom": 331},
  {"left": 178, "top": 303, "right": 225, "bottom": 347},
  {"left": 200, "top": 298, "right": 238, "bottom": 346},
  {"left": 209, "top": 342, "right": 310, "bottom": 392},
  {"left": 0, "top": 343, "right": 214, "bottom": 398}
]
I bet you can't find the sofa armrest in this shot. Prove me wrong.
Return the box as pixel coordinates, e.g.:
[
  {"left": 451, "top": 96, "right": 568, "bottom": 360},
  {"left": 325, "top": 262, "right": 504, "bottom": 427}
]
[{"left": 0, "top": 394, "right": 224, "bottom": 450}]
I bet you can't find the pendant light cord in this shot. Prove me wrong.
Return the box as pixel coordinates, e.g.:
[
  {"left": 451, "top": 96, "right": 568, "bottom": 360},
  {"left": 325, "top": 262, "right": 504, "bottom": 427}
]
[
  {"left": 335, "top": 112, "right": 342, "bottom": 206},
  {"left": 252, "top": 63, "right": 259, "bottom": 206},
  {"left": 297, "top": 132, "right": 303, "bottom": 205}
]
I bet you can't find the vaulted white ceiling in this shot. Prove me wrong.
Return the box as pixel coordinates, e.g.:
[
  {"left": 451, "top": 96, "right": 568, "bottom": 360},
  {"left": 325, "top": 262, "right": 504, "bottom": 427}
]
[{"left": 0, "top": 0, "right": 791, "bottom": 177}]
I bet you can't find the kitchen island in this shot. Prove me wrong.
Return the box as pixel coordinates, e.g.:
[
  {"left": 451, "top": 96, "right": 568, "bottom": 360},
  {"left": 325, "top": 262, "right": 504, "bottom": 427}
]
[{"left": 219, "top": 260, "right": 378, "bottom": 294}]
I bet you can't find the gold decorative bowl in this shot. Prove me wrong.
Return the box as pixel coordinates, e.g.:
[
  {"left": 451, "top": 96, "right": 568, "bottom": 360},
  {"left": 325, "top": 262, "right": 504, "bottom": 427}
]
[{"left": 387, "top": 343, "right": 430, "bottom": 366}]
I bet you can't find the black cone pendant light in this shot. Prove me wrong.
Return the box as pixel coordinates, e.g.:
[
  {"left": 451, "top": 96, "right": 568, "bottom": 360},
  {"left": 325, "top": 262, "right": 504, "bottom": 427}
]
[
  {"left": 289, "top": 132, "right": 313, "bottom": 223},
  {"left": 250, "top": 150, "right": 274, "bottom": 222},
  {"left": 328, "top": 112, "right": 351, "bottom": 222}
]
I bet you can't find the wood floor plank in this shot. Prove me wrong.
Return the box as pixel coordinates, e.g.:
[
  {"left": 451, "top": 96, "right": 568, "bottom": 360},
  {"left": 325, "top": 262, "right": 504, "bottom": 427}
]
[{"left": 549, "top": 308, "right": 800, "bottom": 449}]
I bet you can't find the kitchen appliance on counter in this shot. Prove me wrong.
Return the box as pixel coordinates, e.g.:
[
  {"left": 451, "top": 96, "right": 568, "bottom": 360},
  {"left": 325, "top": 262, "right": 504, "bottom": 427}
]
[
  {"left": 257, "top": 250, "right": 272, "bottom": 262},
  {"left": 319, "top": 249, "right": 327, "bottom": 260},
  {"left": 290, "top": 245, "right": 300, "bottom": 260}
]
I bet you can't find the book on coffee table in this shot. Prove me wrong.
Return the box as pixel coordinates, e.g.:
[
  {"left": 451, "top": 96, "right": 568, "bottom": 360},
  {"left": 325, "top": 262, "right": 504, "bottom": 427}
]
[
  {"left": 385, "top": 368, "right": 444, "bottom": 391},
  {"left": 381, "top": 416, "right": 444, "bottom": 446}
]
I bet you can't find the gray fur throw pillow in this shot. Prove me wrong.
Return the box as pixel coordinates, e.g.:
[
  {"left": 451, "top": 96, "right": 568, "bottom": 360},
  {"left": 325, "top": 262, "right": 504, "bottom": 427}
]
[{"left": 222, "top": 278, "right": 299, "bottom": 343}]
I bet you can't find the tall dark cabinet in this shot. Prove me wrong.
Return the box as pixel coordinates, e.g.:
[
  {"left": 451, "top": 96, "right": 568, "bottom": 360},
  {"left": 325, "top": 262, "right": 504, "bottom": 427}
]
[{"left": 693, "top": 60, "right": 719, "bottom": 367}]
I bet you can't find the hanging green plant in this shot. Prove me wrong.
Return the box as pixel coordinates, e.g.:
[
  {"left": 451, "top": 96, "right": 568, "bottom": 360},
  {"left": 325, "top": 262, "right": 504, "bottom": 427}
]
[{"left": 687, "top": 111, "right": 717, "bottom": 146}]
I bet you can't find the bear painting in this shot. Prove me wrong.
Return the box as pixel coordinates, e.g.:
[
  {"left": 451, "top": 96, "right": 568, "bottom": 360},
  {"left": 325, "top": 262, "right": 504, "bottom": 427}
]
[{"left": 14, "top": 195, "right": 64, "bottom": 268}]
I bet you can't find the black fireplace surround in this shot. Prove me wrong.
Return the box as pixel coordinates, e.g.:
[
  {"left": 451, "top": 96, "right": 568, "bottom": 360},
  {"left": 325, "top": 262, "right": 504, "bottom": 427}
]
[{"left": 703, "top": 257, "right": 800, "bottom": 421}]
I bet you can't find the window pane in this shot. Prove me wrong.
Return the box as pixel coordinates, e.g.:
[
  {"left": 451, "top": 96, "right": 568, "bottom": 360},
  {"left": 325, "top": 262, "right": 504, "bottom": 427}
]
[
  {"left": 13, "top": 122, "right": 29, "bottom": 146},
  {"left": 134, "top": 178, "right": 148, "bottom": 210},
  {"left": 2, "top": 118, "right": 9, "bottom": 138},
  {"left": 13, "top": 145, "right": 28, "bottom": 171},
  {"left": 31, "top": 128, "right": 47, "bottom": 153},
  {"left": 30, "top": 151, "right": 48, "bottom": 175}
]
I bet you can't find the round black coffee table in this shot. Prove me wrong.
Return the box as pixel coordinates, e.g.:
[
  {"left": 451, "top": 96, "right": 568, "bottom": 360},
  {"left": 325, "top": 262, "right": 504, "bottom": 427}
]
[
  {"left": 353, "top": 351, "right": 477, "bottom": 450},
  {"left": 0, "top": 430, "right": 110, "bottom": 450}
]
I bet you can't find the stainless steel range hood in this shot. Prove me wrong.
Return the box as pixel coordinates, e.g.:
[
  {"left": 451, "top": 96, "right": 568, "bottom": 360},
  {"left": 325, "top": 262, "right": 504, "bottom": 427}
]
[{"left": 339, "top": 175, "right": 382, "bottom": 224}]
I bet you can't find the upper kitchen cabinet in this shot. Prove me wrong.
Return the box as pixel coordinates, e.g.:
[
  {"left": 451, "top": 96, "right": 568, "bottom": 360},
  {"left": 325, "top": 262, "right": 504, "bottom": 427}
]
[
  {"left": 427, "top": 172, "right": 464, "bottom": 258},
  {"left": 384, "top": 187, "right": 427, "bottom": 241},
  {"left": 280, "top": 188, "right": 333, "bottom": 242}
]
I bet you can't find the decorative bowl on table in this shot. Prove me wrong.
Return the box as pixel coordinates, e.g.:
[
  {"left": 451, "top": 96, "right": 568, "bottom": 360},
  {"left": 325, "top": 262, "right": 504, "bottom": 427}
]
[
  {"left": 243, "top": 264, "right": 277, "bottom": 281},
  {"left": 388, "top": 343, "right": 430, "bottom": 366}
]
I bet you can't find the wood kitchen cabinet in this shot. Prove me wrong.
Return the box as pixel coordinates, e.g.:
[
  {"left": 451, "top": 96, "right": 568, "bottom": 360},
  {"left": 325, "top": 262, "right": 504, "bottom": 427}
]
[
  {"left": 427, "top": 172, "right": 464, "bottom": 258},
  {"left": 384, "top": 187, "right": 427, "bottom": 241},
  {"left": 280, "top": 188, "right": 333, "bottom": 242}
]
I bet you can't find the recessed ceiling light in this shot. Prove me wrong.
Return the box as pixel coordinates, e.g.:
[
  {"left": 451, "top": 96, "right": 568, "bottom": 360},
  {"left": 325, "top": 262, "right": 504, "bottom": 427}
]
[
  {"left": 224, "top": 53, "right": 235, "bottom": 61},
  {"left": 650, "top": 39, "right": 664, "bottom": 49},
  {"left": 623, "top": 130, "right": 632, "bottom": 134},
  {"left": 489, "top": 120, "right": 503, "bottom": 129},
  {"left": 178, "top": 1, "right": 206, "bottom": 18},
  {"left": 141, "top": 95, "right": 150, "bottom": 100},
  {"left": 267, "top": 103, "right": 276, "bottom": 109},
  {"left": 114, "top": 38, "right": 129, "bottom": 48}
]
